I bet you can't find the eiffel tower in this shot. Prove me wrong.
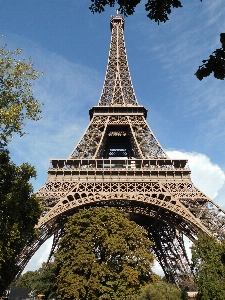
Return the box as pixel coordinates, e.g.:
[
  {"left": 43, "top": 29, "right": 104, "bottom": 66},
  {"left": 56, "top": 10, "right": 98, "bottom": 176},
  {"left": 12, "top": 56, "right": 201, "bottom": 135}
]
[{"left": 17, "top": 14, "right": 225, "bottom": 287}]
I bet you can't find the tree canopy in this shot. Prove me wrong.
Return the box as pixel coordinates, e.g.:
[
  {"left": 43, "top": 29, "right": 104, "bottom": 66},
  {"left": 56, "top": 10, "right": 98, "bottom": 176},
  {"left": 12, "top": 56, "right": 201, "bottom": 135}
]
[
  {"left": 0, "top": 44, "right": 43, "bottom": 144},
  {"left": 54, "top": 207, "right": 155, "bottom": 300},
  {"left": 135, "top": 280, "right": 184, "bottom": 300},
  {"left": 0, "top": 44, "right": 43, "bottom": 294},
  {"left": 191, "top": 233, "right": 225, "bottom": 300},
  {"left": 16, "top": 262, "right": 57, "bottom": 299},
  {"left": 89, "top": 0, "right": 225, "bottom": 80},
  {"left": 18, "top": 263, "right": 187, "bottom": 300},
  {"left": 0, "top": 148, "right": 41, "bottom": 294},
  {"left": 89, "top": 0, "right": 184, "bottom": 23},
  {"left": 195, "top": 33, "right": 225, "bottom": 81}
]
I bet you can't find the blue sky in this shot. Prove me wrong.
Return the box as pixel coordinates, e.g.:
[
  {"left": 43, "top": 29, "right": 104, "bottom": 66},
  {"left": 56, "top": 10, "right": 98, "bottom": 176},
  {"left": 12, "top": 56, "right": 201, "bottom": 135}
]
[{"left": 1, "top": 0, "right": 225, "bottom": 273}]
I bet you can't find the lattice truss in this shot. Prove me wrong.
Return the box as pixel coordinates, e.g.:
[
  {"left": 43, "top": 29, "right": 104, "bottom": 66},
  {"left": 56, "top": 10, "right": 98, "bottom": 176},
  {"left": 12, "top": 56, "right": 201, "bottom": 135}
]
[
  {"left": 36, "top": 180, "right": 225, "bottom": 237},
  {"left": 16, "top": 14, "right": 225, "bottom": 289},
  {"left": 69, "top": 115, "right": 168, "bottom": 159},
  {"left": 143, "top": 219, "right": 194, "bottom": 286},
  {"left": 17, "top": 177, "right": 225, "bottom": 284},
  {"left": 98, "top": 16, "right": 138, "bottom": 106}
]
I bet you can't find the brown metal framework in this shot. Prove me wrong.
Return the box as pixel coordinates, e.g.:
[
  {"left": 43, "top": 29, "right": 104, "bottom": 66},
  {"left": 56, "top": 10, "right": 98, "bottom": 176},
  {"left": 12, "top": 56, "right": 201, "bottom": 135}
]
[{"left": 16, "top": 15, "right": 225, "bottom": 288}]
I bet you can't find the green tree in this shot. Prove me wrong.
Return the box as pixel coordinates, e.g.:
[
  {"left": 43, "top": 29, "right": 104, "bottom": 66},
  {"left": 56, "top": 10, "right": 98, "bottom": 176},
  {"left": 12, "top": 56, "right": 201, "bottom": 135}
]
[
  {"left": 16, "top": 262, "right": 57, "bottom": 299},
  {"left": 135, "top": 280, "right": 182, "bottom": 300},
  {"left": 16, "top": 270, "right": 38, "bottom": 289},
  {"left": 89, "top": 0, "right": 183, "bottom": 22},
  {"left": 0, "top": 148, "right": 42, "bottom": 295},
  {"left": 55, "top": 207, "right": 155, "bottom": 300},
  {"left": 195, "top": 33, "right": 225, "bottom": 80},
  {"left": 191, "top": 233, "right": 225, "bottom": 300},
  {"left": 0, "top": 44, "right": 42, "bottom": 144},
  {"left": 89, "top": 0, "right": 225, "bottom": 80},
  {"left": 0, "top": 44, "right": 43, "bottom": 294}
]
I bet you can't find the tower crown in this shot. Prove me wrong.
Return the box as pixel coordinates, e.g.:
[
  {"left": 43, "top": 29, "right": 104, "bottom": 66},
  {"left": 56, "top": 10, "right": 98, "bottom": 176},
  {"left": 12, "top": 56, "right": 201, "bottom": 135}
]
[
  {"left": 98, "top": 15, "right": 138, "bottom": 106},
  {"left": 110, "top": 14, "right": 124, "bottom": 30}
]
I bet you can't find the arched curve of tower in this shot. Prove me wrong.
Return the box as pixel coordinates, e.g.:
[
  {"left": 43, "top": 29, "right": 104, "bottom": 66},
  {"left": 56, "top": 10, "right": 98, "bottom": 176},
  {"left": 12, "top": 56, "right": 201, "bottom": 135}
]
[{"left": 16, "top": 15, "right": 225, "bottom": 288}]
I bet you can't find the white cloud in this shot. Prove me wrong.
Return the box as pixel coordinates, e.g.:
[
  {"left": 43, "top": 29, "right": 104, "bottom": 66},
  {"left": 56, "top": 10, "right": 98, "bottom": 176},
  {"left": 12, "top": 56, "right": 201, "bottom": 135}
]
[
  {"left": 22, "top": 237, "right": 53, "bottom": 274},
  {"left": 167, "top": 150, "right": 225, "bottom": 201}
]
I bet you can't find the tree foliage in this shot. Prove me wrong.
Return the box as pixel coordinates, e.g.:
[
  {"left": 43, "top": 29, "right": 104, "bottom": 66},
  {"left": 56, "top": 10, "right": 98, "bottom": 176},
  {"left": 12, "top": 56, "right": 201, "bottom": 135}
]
[
  {"left": 16, "top": 270, "right": 38, "bottom": 290},
  {"left": 0, "top": 43, "right": 43, "bottom": 293},
  {"left": 195, "top": 33, "right": 225, "bottom": 81},
  {"left": 0, "top": 148, "right": 42, "bottom": 295},
  {"left": 135, "top": 280, "right": 183, "bottom": 300},
  {"left": 0, "top": 44, "right": 43, "bottom": 144},
  {"left": 90, "top": 0, "right": 225, "bottom": 81},
  {"left": 55, "top": 207, "right": 155, "bottom": 300},
  {"left": 89, "top": 0, "right": 184, "bottom": 23},
  {"left": 16, "top": 262, "right": 57, "bottom": 299},
  {"left": 191, "top": 233, "right": 225, "bottom": 300}
]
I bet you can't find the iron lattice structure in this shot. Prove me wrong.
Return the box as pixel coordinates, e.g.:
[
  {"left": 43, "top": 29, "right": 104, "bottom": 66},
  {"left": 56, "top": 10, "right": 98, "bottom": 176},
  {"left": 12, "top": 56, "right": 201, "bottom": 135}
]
[{"left": 17, "top": 15, "right": 225, "bottom": 288}]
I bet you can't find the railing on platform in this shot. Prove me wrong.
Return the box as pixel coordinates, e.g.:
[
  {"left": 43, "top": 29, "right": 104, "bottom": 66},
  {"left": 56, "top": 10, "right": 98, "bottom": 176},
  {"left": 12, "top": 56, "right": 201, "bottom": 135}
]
[{"left": 49, "top": 159, "right": 189, "bottom": 170}]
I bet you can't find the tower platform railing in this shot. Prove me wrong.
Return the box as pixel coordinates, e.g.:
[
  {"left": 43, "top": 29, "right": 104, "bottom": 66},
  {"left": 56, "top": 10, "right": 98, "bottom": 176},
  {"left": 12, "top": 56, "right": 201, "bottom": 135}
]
[{"left": 49, "top": 158, "right": 189, "bottom": 170}]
